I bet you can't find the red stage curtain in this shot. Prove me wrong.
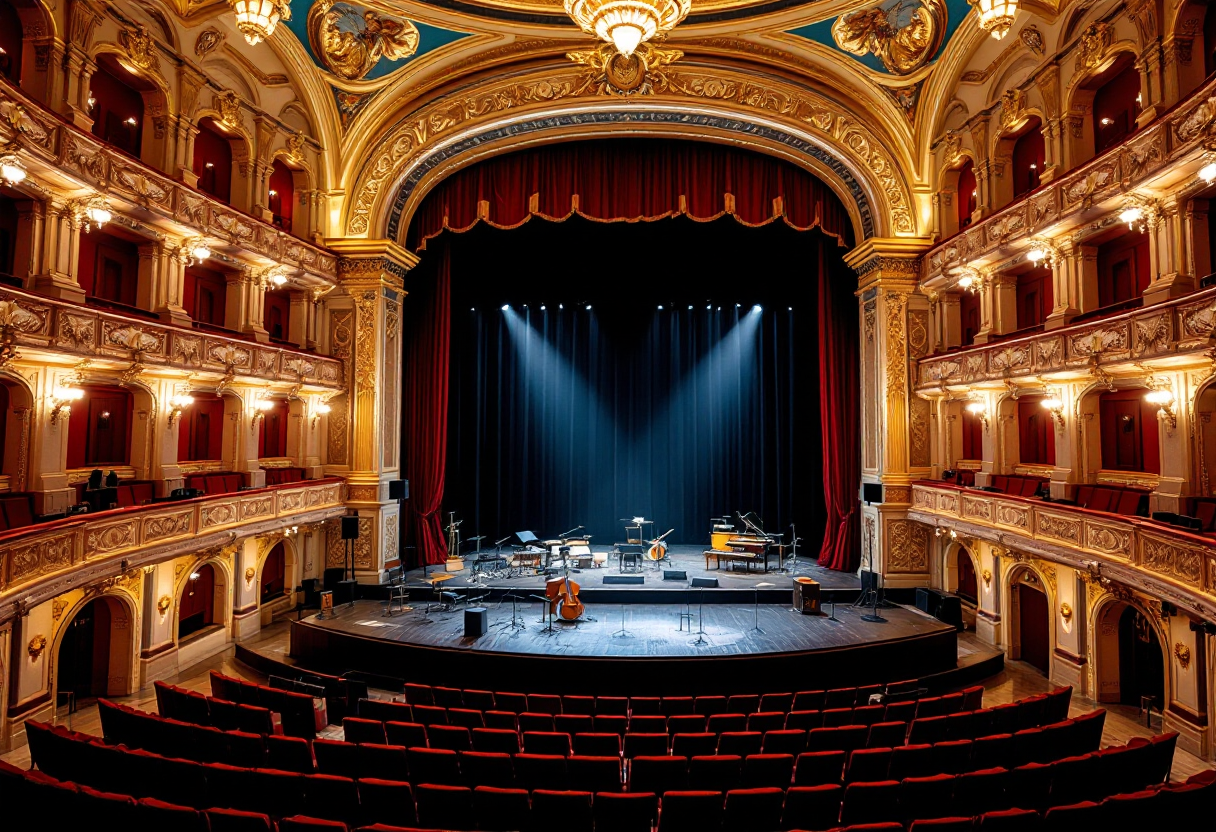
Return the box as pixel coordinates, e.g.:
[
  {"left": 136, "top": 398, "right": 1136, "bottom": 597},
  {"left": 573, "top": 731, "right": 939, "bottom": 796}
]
[
  {"left": 407, "top": 139, "right": 853, "bottom": 251},
  {"left": 403, "top": 240, "right": 452, "bottom": 565},
  {"left": 817, "top": 239, "right": 861, "bottom": 571}
]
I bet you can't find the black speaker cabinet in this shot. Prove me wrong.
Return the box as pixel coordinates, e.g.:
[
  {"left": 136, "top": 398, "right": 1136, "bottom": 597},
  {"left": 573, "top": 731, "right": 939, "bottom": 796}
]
[
  {"left": 861, "top": 482, "right": 883, "bottom": 504},
  {"left": 690, "top": 577, "right": 719, "bottom": 588},
  {"left": 341, "top": 515, "right": 360, "bottom": 540},
  {"left": 389, "top": 479, "right": 408, "bottom": 501},
  {"left": 464, "top": 607, "right": 488, "bottom": 638},
  {"left": 663, "top": 570, "right": 687, "bottom": 581},
  {"left": 603, "top": 575, "right": 645, "bottom": 585}
]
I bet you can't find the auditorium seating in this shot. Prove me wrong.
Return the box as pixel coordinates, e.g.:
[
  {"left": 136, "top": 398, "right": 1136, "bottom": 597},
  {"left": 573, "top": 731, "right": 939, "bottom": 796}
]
[
  {"left": 184, "top": 472, "right": 246, "bottom": 495},
  {"left": 1071, "top": 483, "right": 1149, "bottom": 517},
  {"left": 69, "top": 479, "right": 159, "bottom": 508},
  {"left": 988, "top": 475, "right": 1048, "bottom": 498},
  {"left": 0, "top": 492, "right": 39, "bottom": 531},
  {"left": 264, "top": 467, "right": 308, "bottom": 486},
  {"left": 9, "top": 717, "right": 1203, "bottom": 831}
]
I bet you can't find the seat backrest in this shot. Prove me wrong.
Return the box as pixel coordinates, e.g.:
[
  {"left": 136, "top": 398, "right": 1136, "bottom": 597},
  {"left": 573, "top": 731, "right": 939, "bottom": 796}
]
[
  {"left": 1087, "top": 488, "right": 1117, "bottom": 512},
  {"left": 1114, "top": 489, "right": 1144, "bottom": 516},
  {"left": 1074, "top": 485, "right": 1095, "bottom": 507}
]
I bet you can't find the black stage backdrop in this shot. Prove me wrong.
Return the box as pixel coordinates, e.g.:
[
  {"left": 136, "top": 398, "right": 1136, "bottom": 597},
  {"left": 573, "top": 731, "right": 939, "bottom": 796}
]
[{"left": 418, "top": 215, "right": 847, "bottom": 550}]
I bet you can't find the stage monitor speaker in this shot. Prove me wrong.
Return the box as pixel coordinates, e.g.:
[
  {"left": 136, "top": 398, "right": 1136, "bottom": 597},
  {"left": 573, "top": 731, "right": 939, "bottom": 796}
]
[
  {"left": 663, "top": 570, "right": 687, "bottom": 581},
  {"left": 464, "top": 607, "right": 488, "bottom": 638},
  {"left": 691, "top": 577, "right": 719, "bottom": 588},
  {"left": 603, "top": 575, "right": 645, "bottom": 585},
  {"left": 915, "top": 586, "right": 936, "bottom": 615},
  {"left": 341, "top": 516, "right": 360, "bottom": 540},
  {"left": 513, "top": 530, "right": 539, "bottom": 546},
  {"left": 860, "top": 569, "right": 880, "bottom": 594},
  {"left": 861, "top": 483, "right": 883, "bottom": 504},
  {"left": 389, "top": 479, "right": 408, "bottom": 501}
]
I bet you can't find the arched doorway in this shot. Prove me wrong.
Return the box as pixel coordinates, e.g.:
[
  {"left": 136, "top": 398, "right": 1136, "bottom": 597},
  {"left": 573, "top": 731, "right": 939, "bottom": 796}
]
[
  {"left": 956, "top": 547, "right": 978, "bottom": 604},
  {"left": 178, "top": 563, "right": 217, "bottom": 640},
  {"left": 55, "top": 596, "right": 132, "bottom": 704},
  {"left": 1013, "top": 573, "right": 1050, "bottom": 674},
  {"left": 1094, "top": 599, "right": 1165, "bottom": 707},
  {"left": 261, "top": 541, "right": 287, "bottom": 603}
]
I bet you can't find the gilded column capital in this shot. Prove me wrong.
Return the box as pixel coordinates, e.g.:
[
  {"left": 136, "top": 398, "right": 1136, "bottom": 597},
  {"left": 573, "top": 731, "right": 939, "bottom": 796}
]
[
  {"left": 845, "top": 237, "right": 931, "bottom": 293},
  {"left": 328, "top": 238, "right": 418, "bottom": 292}
]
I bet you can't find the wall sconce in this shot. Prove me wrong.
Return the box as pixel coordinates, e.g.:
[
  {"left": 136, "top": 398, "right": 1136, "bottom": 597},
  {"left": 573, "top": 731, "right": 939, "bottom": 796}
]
[
  {"left": 0, "top": 154, "right": 27, "bottom": 186},
  {"left": 244, "top": 566, "right": 256, "bottom": 584},
  {"left": 1026, "top": 242, "right": 1057, "bottom": 267},
  {"left": 1041, "top": 394, "right": 1066, "bottom": 431},
  {"left": 1119, "top": 204, "right": 1145, "bottom": 232},
  {"left": 72, "top": 196, "right": 112, "bottom": 233},
  {"left": 955, "top": 268, "right": 982, "bottom": 294},
  {"left": 168, "top": 393, "right": 195, "bottom": 428},
  {"left": 27, "top": 634, "right": 46, "bottom": 660},
  {"left": 251, "top": 395, "right": 275, "bottom": 431},
  {"left": 1200, "top": 160, "right": 1216, "bottom": 185},
  {"left": 263, "top": 267, "right": 289, "bottom": 288},
  {"left": 183, "top": 238, "right": 212, "bottom": 266},
  {"left": 49, "top": 385, "right": 84, "bottom": 425},
  {"left": 982, "top": 568, "right": 992, "bottom": 587},
  {"left": 1060, "top": 602, "right": 1073, "bottom": 622},
  {"left": 157, "top": 595, "right": 172, "bottom": 616},
  {"left": 1145, "top": 386, "right": 1177, "bottom": 430},
  {"left": 311, "top": 402, "right": 331, "bottom": 429},
  {"left": 965, "top": 400, "right": 990, "bottom": 431}
]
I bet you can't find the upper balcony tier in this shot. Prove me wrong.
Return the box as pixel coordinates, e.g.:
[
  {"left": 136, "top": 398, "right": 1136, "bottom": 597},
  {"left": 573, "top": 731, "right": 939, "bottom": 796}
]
[
  {"left": 909, "top": 481, "right": 1216, "bottom": 622},
  {"left": 916, "top": 285, "right": 1216, "bottom": 391},
  {"left": 924, "top": 75, "right": 1216, "bottom": 285},
  {"left": 0, "top": 79, "right": 337, "bottom": 283},
  {"left": 0, "top": 477, "right": 346, "bottom": 625},
  {"left": 0, "top": 283, "right": 344, "bottom": 389}
]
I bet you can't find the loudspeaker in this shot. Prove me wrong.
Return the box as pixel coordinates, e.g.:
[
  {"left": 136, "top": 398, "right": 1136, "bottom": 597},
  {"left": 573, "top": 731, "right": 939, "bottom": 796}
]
[
  {"left": 603, "top": 575, "right": 645, "bottom": 585},
  {"left": 860, "top": 569, "right": 880, "bottom": 594},
  {"left": 915, "top": 586, "right": 936, "bottom": 615},
  {"left": 691, "top": 577, "right": 718, "bottom": 588},
  {"left": 464, "top": 607, "right": 488, "bottom": 638},
  {"left": 389, "top": 479, "right": 408, "bottom": 501},
  {"left": 861, "top": 482, "right": 883, "bottom": 504},
  {"left": 663, "top": 570, "right": 687, "bottom": 581},
  {"left": 341, "top": 516, "right": 360, "bottom": 540}
]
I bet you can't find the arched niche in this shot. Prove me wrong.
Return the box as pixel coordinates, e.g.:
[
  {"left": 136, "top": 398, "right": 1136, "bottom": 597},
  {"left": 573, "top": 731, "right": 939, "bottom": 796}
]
[
  {"left": 51, "top": 592, "right": 138, "bottom": 704},
  {"left": 1064, "top": 50, "right": 1141, "bottom": 169},
  {"left": 88, "top": 51, "right": 170, "bottom": 170},
  {"left": 1007, "top": 563, "right": 1053, "bottom": 676},
  {"left": 938, "top": 157, "right": 977, "bottom": 239},
  {"left": 1092, "top": 595, "right": 1167, "bottom": 709},
  {"left": 1077, "top": 384, "right": 1161, "bottom": 483},
  {"left": 942, "top": 541, "right": 980, "bottom": 607},
  {"left": 192, "top": 115, "right": 252, "bottom": 212},
  {"left": 991, "top": 115, "right": 1045, "bottom": 208},
  {"left": 1167, "top": 1, "right": 1212, "bottom": 102},
  {"left": 175, "top": 557, "right": 231, "bottom": 643},
  {"left": 269, "top": 154, "right": 313, "bottom": 240},
  {"left": 0, "top": 371, "right": 33, "bottom": 493}
]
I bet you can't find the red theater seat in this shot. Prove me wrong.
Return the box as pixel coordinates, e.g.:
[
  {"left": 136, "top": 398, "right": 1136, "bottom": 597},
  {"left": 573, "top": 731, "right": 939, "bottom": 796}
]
[
  {"left": 594, "top": 791, "right": 658, "bottom": 832},
  {"left": 688, "top": 755, "right": 742, "bottom": 793},
  {"left": 460, "top": 750, "right": 515, "bottom": 788},
  {"left": 780, "top": 784, "right": 843, "bottom": 831},
  {"left": 205, "top": 807, "right": 275, "bottom": 832},
  {"left": 357, "top": 778, "right": 416, "bottom": 827},
  {"left": 656, "top": 791, "right": 724, "bottom": 832},
  {"left": 415, "top": 783, "right": 474, "bottom": 830},
  {"left": 722, "top": 787, "right": 785, "bottom": 832},
  {"left": 472, "top": 786, "right": 531, "bottom": 832},
  {"left": 471, "top": 726, "right": 519, "bottom": 754},
  {"left": 629, "top": 755, "right": 687, "bottom": 794},
  {"left": 532, "top": 789, "right": 593, "bottom": 832},
  {"left": 567, "top": 755, "right": 622, "bottom": 793}
]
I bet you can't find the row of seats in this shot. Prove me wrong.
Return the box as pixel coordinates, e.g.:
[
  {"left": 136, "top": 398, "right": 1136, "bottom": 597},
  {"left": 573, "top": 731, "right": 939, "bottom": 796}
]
[
  {"left": 154, "top": 683, "right": 282, "bottom": 735},
  {"left": 264, "top": 467, "right": 307, "bottom": 486},
  {"left": 1071, "top": 483, "right": 1149, "bottom": 517},
  {"left": 184, "top": 472, "right": 246, "bottom": 496},
  {"left": 392, "top": 681, "right": 981, "bottom": 717},
  {"left": 87, "top": 708, "right": 1106, "bottom": 790},
  {"left": 206, "top": 672, "right": 320, "bottom": 737},
  {"left": 987, "top": 475, "right": 1047, "bottom": 498},
  {"left": 14, "top": 719, "right": 1199, "bottom": 831}
]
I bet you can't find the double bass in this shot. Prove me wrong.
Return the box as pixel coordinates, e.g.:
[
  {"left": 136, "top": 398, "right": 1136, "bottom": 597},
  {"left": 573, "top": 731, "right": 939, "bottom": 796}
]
[
  {"left": 545, "top": 574, "right": 585, "bottom": 620},
  {"left": 646, "top": 529, "right": 675, "bottom": 561}
]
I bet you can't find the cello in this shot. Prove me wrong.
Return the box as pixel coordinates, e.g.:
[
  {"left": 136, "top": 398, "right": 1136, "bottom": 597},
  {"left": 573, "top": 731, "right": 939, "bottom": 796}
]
[
  {"left": 646, "top": 529, "right": 675, "bottom": 561},
  {"left": 545, "top": 574, "right": 585, "bottom": 620}
]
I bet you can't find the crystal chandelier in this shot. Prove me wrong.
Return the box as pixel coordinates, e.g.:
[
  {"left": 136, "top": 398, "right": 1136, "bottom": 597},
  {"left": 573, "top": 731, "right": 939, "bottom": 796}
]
[
  {"left": 972, "top": 0, "right": 1018, "bottom": 40},
  {"left": 564, "top": 0, "right": 691, "bottom": 57},
  {"left": 230, "top": 0, "right": 291, "bottom": 46}
]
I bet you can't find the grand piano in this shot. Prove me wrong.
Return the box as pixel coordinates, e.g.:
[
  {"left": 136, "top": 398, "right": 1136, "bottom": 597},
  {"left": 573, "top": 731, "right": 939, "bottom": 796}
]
[{"left": 704, "top": 514, "right": 782, "bottom": 572}]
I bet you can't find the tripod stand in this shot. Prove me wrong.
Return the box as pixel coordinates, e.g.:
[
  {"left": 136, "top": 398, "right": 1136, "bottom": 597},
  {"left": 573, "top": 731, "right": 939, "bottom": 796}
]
[{"left": 691, "top": 587, "right": 708, "bottom": 646}]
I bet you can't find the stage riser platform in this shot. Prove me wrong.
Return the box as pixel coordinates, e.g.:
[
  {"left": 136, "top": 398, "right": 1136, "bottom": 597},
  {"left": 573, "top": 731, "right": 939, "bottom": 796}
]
[{"left": 360, "top": 587, "right": 868, "bottom": 606}]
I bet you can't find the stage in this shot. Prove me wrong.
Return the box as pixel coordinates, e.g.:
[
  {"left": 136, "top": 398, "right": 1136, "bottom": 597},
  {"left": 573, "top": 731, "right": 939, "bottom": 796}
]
[{"left": 289, "top": 589, "right": 964, "bottom": 695}]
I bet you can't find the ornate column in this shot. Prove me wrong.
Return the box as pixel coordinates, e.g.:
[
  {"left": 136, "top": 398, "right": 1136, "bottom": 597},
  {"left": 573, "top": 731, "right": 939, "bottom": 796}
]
[
  {"left": 847, "top": 238, "right": 933, "bottom": 588},
  {"left": 1127, "top": 0, "right": 1163, "bottom": 125},
  {"left": 61, "top": 0, "right": 104, "bottom": 129},
  {"left": 968, "top": 117, "right": 992, "bottom": 221},
  {"left": 224, "top": 268, "right": 270, "bottom": 343},
  {"left": 174, "top": 65, "right": 207, "bottom": 187},
  {"left": 150, "top": 243, "right": 191, "bottom": 327},
  {"left": 936, "top": 292, "right": 962, "bottom": 352},
  {"left": 328, "top": 239, "right": 413, "bottom": 582},
  {"left": 1034, "top": 65, "right": 1063, "bottom": 184},
  {"left": 1047, "top": 239, "right": 1083, "bottom": 328},
  {"left": 986, "top": 273, "right": 1018, "bottom": 339},
  {"left": 1144, "top": 196, "right": 1195, "bottom": 305},
  {"left": 252, "top": 117, "right": 278, "bottom": 223},
  {"left": 32, "top": 199, "right": 85, "bottom": 303}
]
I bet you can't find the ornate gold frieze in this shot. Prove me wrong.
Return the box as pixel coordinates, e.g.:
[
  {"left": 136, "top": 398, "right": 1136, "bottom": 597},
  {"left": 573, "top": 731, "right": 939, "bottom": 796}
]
[
  {"left": 831, "top": 0, "right": 946, "bottom": 76},
  {"left": 568, "top": 42, "right": 683, "bottom": 96},
  {"left": 887, "top": 518, "right": 930, "bottom": 572},
  {"left": 308, "top": 0, "right": 419, "bottom": 82}
]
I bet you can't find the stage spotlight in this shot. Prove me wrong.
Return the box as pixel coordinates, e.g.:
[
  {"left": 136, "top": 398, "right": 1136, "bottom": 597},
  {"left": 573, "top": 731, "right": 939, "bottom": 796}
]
[
  {"left": 559, "top": 304, "right": 564, "bottom": 309},
  {"left": 717, "top": 306, "right": 721, "bottom": 311},
  {"left": 541, "top": 305, "right": 546, "bottom": 310},
  {"left": 706, "top": 304, "right": 711, "bottom": 310},
  {"left": 688, "top": 305, "right": 693, "bottom": 310},
  {"left": 753, "top": 304, "right": 762, "bottom": 312},
  {"left": 470, "top": 307, "right": 475, "bottom": 312},
  {"left": 735, "top": 303, "right": 741, "bottom": 307},
  {"left": 585, "top": 304, "right": 592, "bottom": 310},
  {"left": 501, "top": 304, "right": 509, "bottom": 311},
  {"left": 658, "top": 305, "right": 663, "bottom": 310}
]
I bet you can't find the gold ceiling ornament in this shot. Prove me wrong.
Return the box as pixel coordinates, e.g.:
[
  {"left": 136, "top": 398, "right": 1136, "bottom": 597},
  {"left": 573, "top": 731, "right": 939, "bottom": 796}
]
[
  {"left": 832, "top": 0, "right": 946, "bottom": 76},
  {"left": 999, "top": 88, "right": 1027, "bottom": 132},
  {"left": 230, "top": 0, "right": 292, "bottom": 46},
  {"left": 567, "top": 41, "right": 683, "bottom": 95},
  {"left": 564, "top": 0, "right": 690, "bottom": 58},
  {"left": 970, "top": 0, "right": 1018, "bottom": 41},
  {"left": 307, "top": 0, "right": 420, "bottom": 82}
]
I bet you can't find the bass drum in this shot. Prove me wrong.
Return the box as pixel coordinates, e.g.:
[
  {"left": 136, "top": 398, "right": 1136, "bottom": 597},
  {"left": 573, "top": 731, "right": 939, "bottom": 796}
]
[{"left": 646, "top": 540, "right": 667, "bottom": 561}]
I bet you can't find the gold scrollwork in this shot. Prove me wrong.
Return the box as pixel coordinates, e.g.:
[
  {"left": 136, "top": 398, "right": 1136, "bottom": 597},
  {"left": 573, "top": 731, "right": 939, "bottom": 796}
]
[
  {"left": 27, "top": 634, "right": 47, "bottom": 660},
  {"left": 157, "top": 594, "right": 172, "bottom": 615},
  {"left": 1174, "top": 642, "right": 1192, "bottom": 670},
  {"left": 567, "top": 42, "right": 683, "bottom": 96},
  {"left": 308, "top": 0, "right": 420, "bottom": 82},
  {"left": 831, "top": 0, "right": 946, "bottom": 76},
  {"left": 982, "top": 568, "right": 992, "bottom": 587},
  {"left": 245, "top": 566, "right": 257, "bottom": 583}
]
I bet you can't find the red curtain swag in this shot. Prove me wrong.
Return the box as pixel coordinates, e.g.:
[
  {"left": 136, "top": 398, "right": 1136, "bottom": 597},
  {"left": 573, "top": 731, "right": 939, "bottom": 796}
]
[
  {"left": 402, "top": 241, "right": 452, "bottom": 565},
  {"left": 406, "top": 140, "right": 853, "bottom": 252},
  {"left": 403, "top": 140, "right": 861, "bottom": 570}
]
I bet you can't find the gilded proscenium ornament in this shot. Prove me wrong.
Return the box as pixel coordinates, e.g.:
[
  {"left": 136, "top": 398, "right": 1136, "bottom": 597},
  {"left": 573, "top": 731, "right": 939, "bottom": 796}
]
[
  {"left": 565, "top": 0, "right": 690, "bottom": 57},
  {"left": 307, "top": 0, "right": 420, "bottom": 81},
  {"left": 832, "top": 0, "right": 946, "bottom": 76},
  {"left": 567, "top": 42, "right": 682, "bottom": 95}
]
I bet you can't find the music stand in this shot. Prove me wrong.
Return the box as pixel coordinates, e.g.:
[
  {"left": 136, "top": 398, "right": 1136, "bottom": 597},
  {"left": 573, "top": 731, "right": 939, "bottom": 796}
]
[
  {"left": 861, "top": 572, "right": 887, "bottom": 623},
  {"left": 612, "top": 604, "right": 632, "bottom": 638},
  {"left": 691, "top": 587, "right": 709, "bottom": 646},
  {"left": 752, "top": 582, "right": 774, "bottom": 633}
]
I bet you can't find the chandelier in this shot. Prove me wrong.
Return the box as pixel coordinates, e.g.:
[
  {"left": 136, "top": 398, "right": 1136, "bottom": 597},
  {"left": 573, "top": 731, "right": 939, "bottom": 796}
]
[
  {"left": 230, "top": 0, "right": 291, "bottom": 46},
  {"left": 972, "top": 0, "right": 1018, "bottom": 40},
  {"left": 564, "top": 0, "right": 691, "bottom": 57}
]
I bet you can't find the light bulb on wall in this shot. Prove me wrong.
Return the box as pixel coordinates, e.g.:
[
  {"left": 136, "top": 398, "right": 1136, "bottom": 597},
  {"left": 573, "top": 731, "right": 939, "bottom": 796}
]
[
  {"left": 1041, "top": 395, "right": 1065, "bottom": 431},
  {"left": 1119, "top": 205, "right": 1144, "bottom": 230},
  {"left": 0, "top": 155, "right": 27, "bottom": 186},
  {"left": 1199, "top": 162, "right": 1216, "bottom": 184}
]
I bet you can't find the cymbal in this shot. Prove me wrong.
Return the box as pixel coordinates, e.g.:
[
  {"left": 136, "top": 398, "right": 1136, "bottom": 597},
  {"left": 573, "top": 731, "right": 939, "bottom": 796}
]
[
  {"left": 466, "top": 535, "right": 486, "bottom": 542},
  {"left": 755, "top": 582, "right": 775, "bottom": 588}
]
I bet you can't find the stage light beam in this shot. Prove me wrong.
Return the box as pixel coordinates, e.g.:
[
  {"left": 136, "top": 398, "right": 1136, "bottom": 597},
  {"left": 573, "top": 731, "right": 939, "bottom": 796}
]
[
  {"left": 501, "top": 304, "right": 509, "bottom": 311},
  {"left": 753, "top": 304, "right": 762, "bottom": 313}
]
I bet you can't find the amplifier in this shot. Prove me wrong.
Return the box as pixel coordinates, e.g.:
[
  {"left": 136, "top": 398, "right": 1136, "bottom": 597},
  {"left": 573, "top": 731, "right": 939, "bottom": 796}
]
[
  {"left": 464, "top": 607, "right": 488, "bottom": 638},
  {"left": 690, "top": 577, "right": 718, "bottom": 588},
  {"left": 794, "top": 577, "right": 821, "bottom": 615},
  {"left": 663, "top": 570, "right": 687, "bottom": 581}
]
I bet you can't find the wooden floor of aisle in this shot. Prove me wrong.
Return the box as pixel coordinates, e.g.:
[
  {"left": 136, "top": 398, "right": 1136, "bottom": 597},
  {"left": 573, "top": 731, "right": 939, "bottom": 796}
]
[{"left": 3, "top": 621, "right": 1210, "bottom": 780}]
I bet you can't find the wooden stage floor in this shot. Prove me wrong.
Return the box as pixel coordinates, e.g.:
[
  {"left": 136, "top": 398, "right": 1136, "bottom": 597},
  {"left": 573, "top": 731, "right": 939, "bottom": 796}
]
[{"left": 290, "top": 596, "right": 960, "bottom": 694}]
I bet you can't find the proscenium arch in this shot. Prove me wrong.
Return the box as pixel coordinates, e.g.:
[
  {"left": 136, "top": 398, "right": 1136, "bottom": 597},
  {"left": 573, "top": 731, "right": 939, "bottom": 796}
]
[{"left": 383, "top": 112, "right": 878, "bottom": 245}]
